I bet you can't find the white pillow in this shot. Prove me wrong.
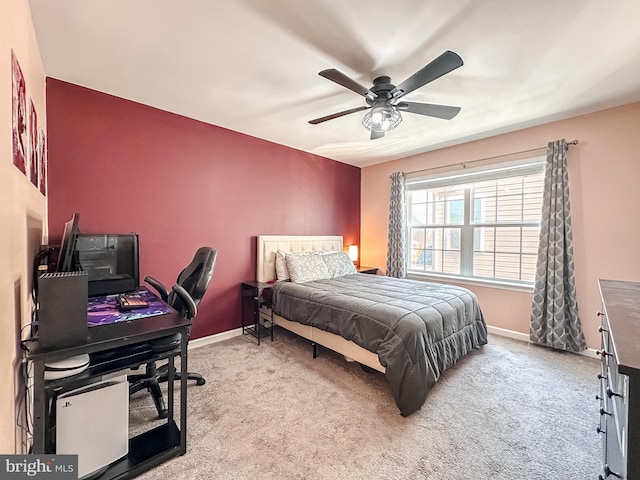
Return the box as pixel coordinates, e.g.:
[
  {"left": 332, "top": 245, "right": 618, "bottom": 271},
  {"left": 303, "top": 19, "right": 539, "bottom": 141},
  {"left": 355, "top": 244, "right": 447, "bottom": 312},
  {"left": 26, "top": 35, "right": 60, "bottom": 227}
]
[
  {"left": 275, "top": 249, "right": 291, "bottom": 281},
  {"left": 285, "top": 253, "right": 331, "bottom": 283},
  {"left": 323, "top": 252, "right": 357, "bottom": 278},
  {"left": 275, "top": 249, "right": 335, "bottom": 281}
]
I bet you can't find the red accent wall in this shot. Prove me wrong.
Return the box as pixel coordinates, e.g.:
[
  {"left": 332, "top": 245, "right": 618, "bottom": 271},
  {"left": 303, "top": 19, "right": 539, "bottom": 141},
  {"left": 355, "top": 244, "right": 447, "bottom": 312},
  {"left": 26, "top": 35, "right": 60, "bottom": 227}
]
[{"left": 46, "top": 79, "right": 361, "bottom": 338}]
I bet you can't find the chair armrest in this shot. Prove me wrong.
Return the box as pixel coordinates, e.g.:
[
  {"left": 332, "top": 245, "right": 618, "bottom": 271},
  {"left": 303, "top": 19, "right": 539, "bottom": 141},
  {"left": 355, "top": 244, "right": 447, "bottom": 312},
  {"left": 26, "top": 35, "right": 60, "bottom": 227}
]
[
  {"left": 144, "top": 275, "right": 169, "bottom": 302},
  {"left": 172, "top": 284, "right": 198, "bottom": 319}
]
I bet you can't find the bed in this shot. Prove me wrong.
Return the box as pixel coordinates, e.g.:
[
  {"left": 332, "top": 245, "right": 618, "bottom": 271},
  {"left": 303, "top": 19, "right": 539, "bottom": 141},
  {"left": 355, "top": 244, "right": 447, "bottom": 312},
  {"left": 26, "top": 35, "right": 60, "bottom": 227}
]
[{"left": 257, "top": 235, "right": 488, "bottom": 416}]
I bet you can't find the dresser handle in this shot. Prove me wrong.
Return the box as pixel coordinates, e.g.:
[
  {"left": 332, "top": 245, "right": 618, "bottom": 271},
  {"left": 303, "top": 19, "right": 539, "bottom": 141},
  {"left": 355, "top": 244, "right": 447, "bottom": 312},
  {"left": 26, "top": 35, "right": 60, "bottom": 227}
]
[
  {"left": 598, "top": 325, "right": 607, "bottom": 333},
  {"left": 597, "top": 350, "right": 613, "bottom": 358},
  {"left": 598, "top": 373, "right": 607, "bottom": 380},
  {"left": 597, "top": 426, "right": 605, "bottom": 434},
  {"left": 604, "top": 464, "right": 622, "bottom": 478},
  {"left": 597, "top": 311, "right": 605, "bottom": 317},
  {"left": 606, "top": 387, "right": 622, "bottom": 399},
  {"left": 600, "top": 407, "right": 612, "bottom": 416}
]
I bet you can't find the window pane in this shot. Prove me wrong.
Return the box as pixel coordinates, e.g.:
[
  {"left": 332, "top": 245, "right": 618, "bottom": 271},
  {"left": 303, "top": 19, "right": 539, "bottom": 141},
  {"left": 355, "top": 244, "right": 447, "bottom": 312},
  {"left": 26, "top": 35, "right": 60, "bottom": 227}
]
[
  {"left": 409, "top": 202, "right": 427, "bottom": 225},
  {"left": 473, "top": 183, "right": 497, "bottom": 224},
  {"left": 521, "top": 254, "right": 538, "bottom": 281},
  {"left": 473, "top": 252, "right": 494, "bottom": 278},
  {"left": 474, "top": 227, "right": 495, "bottom": 252},
  {"left": 473, "top": 181, "right": 496, "bottom": 197},
  {"left": 497, "top": 176, "right": 523, "bottom": 195},
  {"left": 445, "top": 227, "right": 461, "bottom": 250},
  {"left": 424, "top": 227, "right": 436, "bottom": 248},
  {"left": 446, "top": 199, "right": 464, "bottom": 225},
  {"left": 521, "top": 227, "right": 539, "bottom": 255},
  {"left": 496, "top": 194, "right": 523, "bottom": 223},
  {"left": 523, "top": 174, "right": 544, "bottom": 192},
  {"left": 428, "top": 229, "right": 444, "bottom": 272},
  {"left": 472, "top": 198, "right": 483, "bottom": 224},
  {"left": 523, "top": 193, "right": 542, "bottom": 222},
  {"left": 411, "top": 190, "right": 427, "bottom": 203},
  {"left": 495, "top": 253, "right": 522, "bottom": 281},
  {"left": 443, "top": 250, "right": 460, "bottom": 274},
  {"left": 495, "top": 227, "right": 522, "bottom": 254},
  {"left": 421, "top": 247, "right": 434, "bottom": 270},
  {"left": 411, "top": 249, "right": 426, "bottom": 270},
  {"left": 410, "top": 228, "right": 426, "bottom": 270},
  {"left": 428, "top": 200, "right": 445, "bottom": 225},
  {"left": 411, "top": 228, "right": 425, "bottom": 248}
]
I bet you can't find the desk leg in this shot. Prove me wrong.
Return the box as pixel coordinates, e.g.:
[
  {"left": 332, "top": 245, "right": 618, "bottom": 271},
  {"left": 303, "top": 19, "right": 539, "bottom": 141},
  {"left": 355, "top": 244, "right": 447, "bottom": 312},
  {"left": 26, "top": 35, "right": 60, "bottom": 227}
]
[
  {"left": 179, "top": 328, "right": 188, "bottom": 455},
  {"left": 31, "top": 359, "right": 46, "bottom": 453},
  {"left": 167, "top": 354, "right": 175, "bottom": 422}
]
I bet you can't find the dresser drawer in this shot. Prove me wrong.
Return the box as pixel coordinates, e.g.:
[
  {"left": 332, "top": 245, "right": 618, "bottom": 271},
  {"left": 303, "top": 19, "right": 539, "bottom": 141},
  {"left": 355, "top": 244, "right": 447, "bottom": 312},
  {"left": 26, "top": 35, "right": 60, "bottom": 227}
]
[
  {"left": 599, "top": 308, "right": 626, "bottom": 479},
  {"left": 596, "top": 279, "right": 640, "bottom": 480}
]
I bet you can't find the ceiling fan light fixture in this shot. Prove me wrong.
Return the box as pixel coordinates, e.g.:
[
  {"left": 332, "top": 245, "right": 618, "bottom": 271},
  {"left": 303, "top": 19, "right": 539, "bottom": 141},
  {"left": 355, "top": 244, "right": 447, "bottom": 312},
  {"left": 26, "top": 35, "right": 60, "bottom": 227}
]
[{"left": 362, "top": 105, "right": 402, "bottom": 133}]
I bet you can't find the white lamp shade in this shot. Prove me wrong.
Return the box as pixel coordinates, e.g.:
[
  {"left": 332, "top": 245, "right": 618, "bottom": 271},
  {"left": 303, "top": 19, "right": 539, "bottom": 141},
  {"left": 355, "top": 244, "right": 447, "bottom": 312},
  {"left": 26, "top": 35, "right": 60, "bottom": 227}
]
[{"left": 348, "top": 245, "right": 358, "bottom": 262}]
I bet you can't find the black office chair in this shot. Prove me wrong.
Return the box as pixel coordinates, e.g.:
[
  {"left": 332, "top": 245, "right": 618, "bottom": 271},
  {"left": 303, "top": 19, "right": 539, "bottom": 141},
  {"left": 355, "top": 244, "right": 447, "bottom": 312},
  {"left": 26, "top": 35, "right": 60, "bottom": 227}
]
[{"left": 129, "top": 247, "right": 218, "bottom": 418}]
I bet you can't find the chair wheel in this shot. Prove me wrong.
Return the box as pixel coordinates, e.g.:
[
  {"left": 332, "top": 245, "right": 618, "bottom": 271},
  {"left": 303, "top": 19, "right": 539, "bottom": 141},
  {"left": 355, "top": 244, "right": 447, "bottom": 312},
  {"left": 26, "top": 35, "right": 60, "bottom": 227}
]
[
  {"left": 196, "top": 378, "right": 206, "bottom": 386},
  {"left": 158, "top": 409, "right": 168, "bottom": 419}
]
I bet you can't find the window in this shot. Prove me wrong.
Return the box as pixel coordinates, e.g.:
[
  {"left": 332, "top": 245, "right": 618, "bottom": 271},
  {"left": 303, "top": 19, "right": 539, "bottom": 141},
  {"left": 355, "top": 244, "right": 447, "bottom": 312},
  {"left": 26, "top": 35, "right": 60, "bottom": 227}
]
[{"left": 407, "top": 159, "right": 545, "bottom": 284}]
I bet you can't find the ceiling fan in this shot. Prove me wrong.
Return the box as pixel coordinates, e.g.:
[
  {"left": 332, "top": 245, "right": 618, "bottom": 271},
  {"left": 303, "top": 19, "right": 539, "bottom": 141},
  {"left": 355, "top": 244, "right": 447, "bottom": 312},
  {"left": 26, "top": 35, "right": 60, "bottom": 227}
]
[{"left": 309, "top": 50, "right": 463, "bottom": 140}]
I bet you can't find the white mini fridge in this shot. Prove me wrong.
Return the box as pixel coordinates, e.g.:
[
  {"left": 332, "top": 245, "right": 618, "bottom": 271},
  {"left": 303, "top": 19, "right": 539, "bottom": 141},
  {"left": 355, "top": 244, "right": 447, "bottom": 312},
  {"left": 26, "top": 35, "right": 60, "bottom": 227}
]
[{"left": 56, "top": 376, "right": 129, "bottom": 479}]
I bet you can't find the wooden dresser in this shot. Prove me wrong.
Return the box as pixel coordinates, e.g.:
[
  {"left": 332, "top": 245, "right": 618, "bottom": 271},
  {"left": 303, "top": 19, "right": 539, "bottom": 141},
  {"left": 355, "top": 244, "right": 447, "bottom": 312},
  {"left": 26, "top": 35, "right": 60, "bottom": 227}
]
[{"left": 598, "top": 279, "right": 640, "bottom": 479}]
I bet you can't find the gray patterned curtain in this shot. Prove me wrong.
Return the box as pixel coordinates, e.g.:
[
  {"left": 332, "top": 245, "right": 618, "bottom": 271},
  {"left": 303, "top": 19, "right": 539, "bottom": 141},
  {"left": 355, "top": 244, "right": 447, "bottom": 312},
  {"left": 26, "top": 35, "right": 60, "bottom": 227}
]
[
  {"left": 530, "top": 139, "right": 586, "bottom": 352},
  {"left": 386, "top": 171, "right": 407, "bottom": 278}
]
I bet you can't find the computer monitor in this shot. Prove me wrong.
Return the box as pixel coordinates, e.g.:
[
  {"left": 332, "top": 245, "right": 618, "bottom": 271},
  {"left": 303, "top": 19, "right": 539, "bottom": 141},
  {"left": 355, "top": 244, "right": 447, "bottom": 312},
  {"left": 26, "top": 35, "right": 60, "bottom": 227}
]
[
  {"left": 73, "top": 233, "right": 140, "bottom": 296},
  {"left": 57, "top": 213, "right": 81, "bottom": 272}
]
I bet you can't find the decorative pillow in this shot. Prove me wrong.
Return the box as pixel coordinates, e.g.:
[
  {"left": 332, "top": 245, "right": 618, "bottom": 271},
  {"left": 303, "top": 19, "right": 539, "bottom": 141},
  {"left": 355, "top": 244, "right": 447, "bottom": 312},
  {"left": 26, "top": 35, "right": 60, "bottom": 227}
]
[
  {"left": 285, "top": 253, "right": 331, "bottom": 283},
  {"left": 275, "top": 249, "right": 336, "bottom": 281},
  {"left": 323, "top": 252, "right": 357, "bottom": 278}
]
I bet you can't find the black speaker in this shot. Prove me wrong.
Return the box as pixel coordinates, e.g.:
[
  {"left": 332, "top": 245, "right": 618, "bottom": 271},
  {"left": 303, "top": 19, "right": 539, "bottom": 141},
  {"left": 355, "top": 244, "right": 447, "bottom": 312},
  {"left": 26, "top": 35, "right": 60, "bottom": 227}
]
[{"left": 37, "top": 272, "right": 88, "bottom": 349}]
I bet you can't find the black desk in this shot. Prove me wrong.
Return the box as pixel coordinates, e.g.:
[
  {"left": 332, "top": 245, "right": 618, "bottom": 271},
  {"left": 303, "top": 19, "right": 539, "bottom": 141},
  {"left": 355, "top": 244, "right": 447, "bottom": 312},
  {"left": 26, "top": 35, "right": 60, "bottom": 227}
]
[{"left": 27, "top": 288, "right": 191, "bottom": 480}]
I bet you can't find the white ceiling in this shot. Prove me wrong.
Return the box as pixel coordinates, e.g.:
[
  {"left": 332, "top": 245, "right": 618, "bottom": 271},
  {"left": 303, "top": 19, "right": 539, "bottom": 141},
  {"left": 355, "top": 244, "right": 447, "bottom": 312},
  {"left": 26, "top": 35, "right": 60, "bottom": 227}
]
[{"left": 28, "top": 0, "right": 640, "bottom": 168}]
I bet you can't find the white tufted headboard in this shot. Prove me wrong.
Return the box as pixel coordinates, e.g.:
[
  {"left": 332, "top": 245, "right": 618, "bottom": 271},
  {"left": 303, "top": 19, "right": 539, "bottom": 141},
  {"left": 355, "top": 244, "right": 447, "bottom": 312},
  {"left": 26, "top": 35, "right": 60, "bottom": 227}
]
[{"left": 256, "top": 235, "right": 344, "bottom": 283}]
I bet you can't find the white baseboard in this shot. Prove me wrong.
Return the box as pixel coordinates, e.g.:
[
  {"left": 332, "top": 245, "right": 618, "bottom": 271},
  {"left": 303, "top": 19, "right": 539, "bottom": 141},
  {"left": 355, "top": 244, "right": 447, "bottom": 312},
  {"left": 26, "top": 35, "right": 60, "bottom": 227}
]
[
  {"left": 486, "top": 325, "right": 530, "bottom": 342},
  {"left": 189, "top": 324, "right": 599, "bottom": 359},
  {"left": 188, "top": 327, "right": 243, "bottom": 350},
  {"left": 486, "top": 325, "right": 599, "bottom": 359}
]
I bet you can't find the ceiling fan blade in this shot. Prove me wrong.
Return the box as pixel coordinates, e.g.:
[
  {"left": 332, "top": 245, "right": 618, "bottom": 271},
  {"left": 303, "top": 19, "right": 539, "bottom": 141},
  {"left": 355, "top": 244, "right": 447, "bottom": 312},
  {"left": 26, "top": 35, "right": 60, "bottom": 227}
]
[
  {"left": 395, "top": 101, "right": 461, "bottom": 120},
  {"left": 370, "top": 131, "right": 385, "bottom": 140},
  {"left": 308, "top": 105, "right": 370, "bottom": 125},
  {"left": 391, "top": 51, "right": 463, "bottom": 98},
  {"left": 319, "top": 69, "right": 377, "bottom": 99}
]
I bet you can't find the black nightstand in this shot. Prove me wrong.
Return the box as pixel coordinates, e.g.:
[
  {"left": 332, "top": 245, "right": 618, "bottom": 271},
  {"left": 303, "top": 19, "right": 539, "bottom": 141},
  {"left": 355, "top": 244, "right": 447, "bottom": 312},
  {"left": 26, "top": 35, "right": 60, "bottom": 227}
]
[
  {"left": 241, "top": 281, "right": 274, "bottom": 345},
  {"left": 357, "top": 266, "right": 378, "bottom": 275}
]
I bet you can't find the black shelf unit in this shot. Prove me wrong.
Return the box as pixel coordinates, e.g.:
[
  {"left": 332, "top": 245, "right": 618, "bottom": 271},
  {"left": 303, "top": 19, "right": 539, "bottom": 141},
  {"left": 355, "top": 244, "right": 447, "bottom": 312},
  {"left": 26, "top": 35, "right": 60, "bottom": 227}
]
[
  {"left": 241, "top": 281, "right": 274, "bottom": 345},
  {"left": 94, "top": 422, "right": 181, "bottom": 480},
  {"left": 27, "top": 308, "right": 190, "bottom": 480}
]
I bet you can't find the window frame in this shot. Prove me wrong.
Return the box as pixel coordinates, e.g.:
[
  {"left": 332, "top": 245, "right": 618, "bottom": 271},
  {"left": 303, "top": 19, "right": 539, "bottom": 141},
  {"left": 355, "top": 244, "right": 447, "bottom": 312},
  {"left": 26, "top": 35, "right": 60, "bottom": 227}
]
[{"left": 405, "top": 157, "right": 545, "bottom": 289}]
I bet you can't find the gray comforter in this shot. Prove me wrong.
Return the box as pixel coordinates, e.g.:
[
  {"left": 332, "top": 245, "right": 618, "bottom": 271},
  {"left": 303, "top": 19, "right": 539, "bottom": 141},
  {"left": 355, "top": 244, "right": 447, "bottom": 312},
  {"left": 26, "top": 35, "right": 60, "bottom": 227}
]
[{"left": 272, "top": 274, "right": 487, "bottom": 416}]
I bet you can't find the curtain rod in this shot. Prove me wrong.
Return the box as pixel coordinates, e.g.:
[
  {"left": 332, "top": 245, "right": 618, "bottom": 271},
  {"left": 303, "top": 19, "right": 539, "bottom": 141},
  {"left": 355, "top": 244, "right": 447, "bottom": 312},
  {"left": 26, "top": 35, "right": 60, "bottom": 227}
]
[{"left": 400, "top": 139, "right": 579, "bottom": 177}]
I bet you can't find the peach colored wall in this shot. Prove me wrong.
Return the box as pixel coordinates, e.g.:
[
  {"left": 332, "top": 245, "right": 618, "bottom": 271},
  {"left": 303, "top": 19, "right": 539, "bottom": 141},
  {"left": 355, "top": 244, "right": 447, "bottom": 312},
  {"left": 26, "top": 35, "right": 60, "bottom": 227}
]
[
  {"left": 0, "top": 0, "right": 47, "bottom": 453},
  {"left": 362, "top": 102, "right": 640, "bottom": 350}
]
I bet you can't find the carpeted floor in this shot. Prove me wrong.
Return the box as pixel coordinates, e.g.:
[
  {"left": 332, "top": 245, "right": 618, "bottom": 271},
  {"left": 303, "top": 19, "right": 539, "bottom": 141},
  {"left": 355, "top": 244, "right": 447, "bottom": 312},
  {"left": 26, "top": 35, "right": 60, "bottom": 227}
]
[{"left": 132, "top": 330, "right": 600, "bottom": 480}]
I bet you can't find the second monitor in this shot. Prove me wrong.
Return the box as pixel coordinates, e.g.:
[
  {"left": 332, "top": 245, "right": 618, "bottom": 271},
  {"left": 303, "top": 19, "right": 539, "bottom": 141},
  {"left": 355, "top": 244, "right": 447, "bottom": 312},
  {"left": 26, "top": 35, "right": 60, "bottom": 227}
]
[{"left": 74, "top": 234, "right": 139, "bottom": 296}]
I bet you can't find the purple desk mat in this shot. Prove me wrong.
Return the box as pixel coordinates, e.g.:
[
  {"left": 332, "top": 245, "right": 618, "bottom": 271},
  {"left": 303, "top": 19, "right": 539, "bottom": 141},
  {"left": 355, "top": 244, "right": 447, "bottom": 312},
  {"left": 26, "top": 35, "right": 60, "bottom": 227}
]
[{"left": 87, "top": 287, "right": 173, "bottom": 327}]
